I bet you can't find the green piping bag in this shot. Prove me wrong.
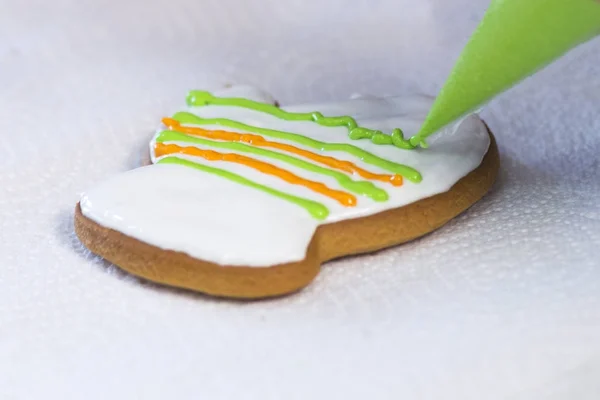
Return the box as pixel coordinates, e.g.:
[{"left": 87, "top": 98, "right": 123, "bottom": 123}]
[{"left": 411, "top": 0, "right": 600, "bottom": 146}]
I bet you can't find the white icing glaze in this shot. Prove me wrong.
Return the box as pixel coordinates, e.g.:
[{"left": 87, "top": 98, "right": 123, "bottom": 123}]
[
  {"left": 80, "top": 163, "right": 318, "bottom": 266},
  {"left": 81, "top": 86, "right": 490, "bottom": 267}
]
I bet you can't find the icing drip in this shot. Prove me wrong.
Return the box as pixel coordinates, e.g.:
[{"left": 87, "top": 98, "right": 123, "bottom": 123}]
[
  {"left": 156, "top": 130, "right": 389, "bottom": 202},
  {"left": 173, "top": 112, "right": 422, "bottom": 182},
  {"left": 163, "top": 118, "right": 403, "bottom": 188},
  {"left": 187, "top": 91, "right": 417, "bottom": 150},
  {"left": 154, "top": 143, "right": 357, "bottom": 206}
]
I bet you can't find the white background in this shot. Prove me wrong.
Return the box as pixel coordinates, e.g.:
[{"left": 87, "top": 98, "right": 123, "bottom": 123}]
[{"left": 1, "top": 0, "right": 600, "bottom": 398}]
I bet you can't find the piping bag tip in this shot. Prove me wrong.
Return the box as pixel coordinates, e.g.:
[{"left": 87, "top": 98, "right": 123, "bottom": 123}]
[{"left": 415, "top": 0, "right": 600, "bottom": 145}]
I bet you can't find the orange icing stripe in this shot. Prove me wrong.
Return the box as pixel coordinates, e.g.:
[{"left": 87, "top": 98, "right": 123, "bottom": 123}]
[
  {"left": 154, "top": 142, "right": 357, "bottom": 207},
  {"left": 162, "top": 118, "right": 403, "bottom": 187}
]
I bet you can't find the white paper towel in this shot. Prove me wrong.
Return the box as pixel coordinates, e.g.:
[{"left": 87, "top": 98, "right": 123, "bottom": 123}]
[{"left": 1, "top": 0, "right": 599, "bottom": 399}]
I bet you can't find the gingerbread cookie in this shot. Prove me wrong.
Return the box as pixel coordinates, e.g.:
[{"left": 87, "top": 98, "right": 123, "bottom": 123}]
[{"left": 75, "top": 86, "right": 499, "bottom": 298}]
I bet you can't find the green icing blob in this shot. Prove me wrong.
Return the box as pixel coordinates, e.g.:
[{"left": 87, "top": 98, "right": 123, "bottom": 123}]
[
  {"left": 413, "top": 0, "right": 600, "bottom": 145},
  {"left": 157, "top": 156, "right": 329, "bottom": 220},
  {"left": 186, "top": 90, "right": 416, "bottom": 150},
  {"left": 157, "top": 130, "right": 389, "bottom": 202},
  {"left": 173, "top": 111, "right": 423, "bottom": 183}
]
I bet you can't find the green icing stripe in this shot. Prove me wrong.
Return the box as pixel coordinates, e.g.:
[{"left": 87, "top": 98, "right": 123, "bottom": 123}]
[
  {"left": 157, "top": 156, "right": 329, "bottom": 220},
  {"left": 172, "top": 112, "right": 423, "bottom": 183},
  {"left": 186, "top": 91, "right": 416, "bottom": 150},
  {"left": 157, "top": 130, "right": 389, "bottom": 202}
]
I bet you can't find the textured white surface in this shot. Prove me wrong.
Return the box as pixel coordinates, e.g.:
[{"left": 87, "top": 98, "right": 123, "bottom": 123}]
[{"left": 1, "top": 0, "right": 600, "bottom": 399}]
